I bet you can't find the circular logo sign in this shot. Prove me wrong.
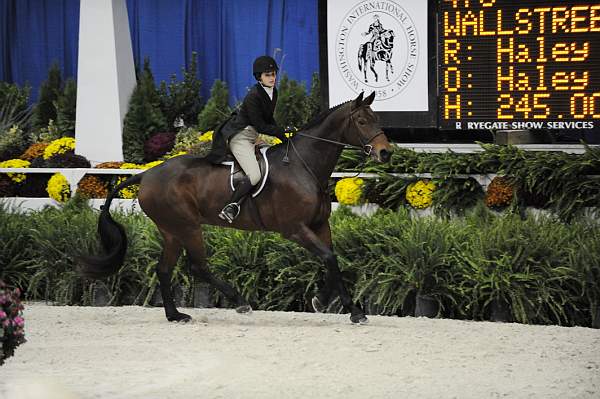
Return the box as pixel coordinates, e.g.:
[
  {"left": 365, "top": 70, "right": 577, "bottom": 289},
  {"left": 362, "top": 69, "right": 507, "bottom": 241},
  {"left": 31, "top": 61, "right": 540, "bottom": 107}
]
[{"left": 335, "top": 0, "right": 419, "bottom": 101}]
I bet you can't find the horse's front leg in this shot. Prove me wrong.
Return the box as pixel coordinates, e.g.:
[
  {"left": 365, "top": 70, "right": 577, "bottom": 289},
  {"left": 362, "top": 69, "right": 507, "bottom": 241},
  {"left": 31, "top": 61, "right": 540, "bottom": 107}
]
[
  {"left": 290, "top": 223, "right": 367, "bottom": 324},
  {"left": 370, "top": 59, "right": 378, "bottom": 82}
]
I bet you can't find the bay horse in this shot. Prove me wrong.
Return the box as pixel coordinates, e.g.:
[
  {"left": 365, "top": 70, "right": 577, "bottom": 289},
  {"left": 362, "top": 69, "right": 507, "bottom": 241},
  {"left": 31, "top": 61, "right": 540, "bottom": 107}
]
[
  {"left": 358, "top": 29, "right": 395, "bottom": 83},
  {"left": 78, "top": 92, "right": 393, "bottom": 324}
]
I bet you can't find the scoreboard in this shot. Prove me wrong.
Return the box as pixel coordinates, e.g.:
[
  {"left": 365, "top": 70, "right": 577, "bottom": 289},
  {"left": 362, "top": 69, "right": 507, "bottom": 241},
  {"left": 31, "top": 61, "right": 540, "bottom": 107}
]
[{"left": 439, "top": 0, "right": 600, "bottom": 130}]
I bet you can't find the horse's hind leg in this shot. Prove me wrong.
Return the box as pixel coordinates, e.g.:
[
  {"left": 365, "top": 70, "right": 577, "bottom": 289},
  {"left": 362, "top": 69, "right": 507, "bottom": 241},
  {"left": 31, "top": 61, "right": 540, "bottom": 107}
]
[
  {"left": 291, "top": 223, "right": 367, "bottom": 324},
  {"left": 183, "top": 228, "right": 252, "bottom": 313},
  {"left": 156, "top": 231, "right": 191, "bottom": 322}
]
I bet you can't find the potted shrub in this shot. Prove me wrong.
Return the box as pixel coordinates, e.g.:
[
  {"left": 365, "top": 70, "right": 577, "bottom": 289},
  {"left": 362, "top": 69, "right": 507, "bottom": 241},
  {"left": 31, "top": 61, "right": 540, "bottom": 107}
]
[
  {"left": 363, "top": 214, "right": 457, "bottom": 318},
  {"left": 454, "top": 213, "right": 574, "bottom": 324}
]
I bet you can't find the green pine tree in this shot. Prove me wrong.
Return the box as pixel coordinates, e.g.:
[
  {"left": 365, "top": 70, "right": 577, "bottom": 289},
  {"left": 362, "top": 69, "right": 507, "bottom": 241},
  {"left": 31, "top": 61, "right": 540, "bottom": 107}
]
[
  {"left": 274, "top": 74, "right": 308, "bottom": 130},
  {"left": 304, "top": 72, "right": 322, "bottom": 124},
  {"left": 122, "top": 58, "right": 168, "bottom": 163},
  {"left": 197, "top": 80, "right": 231, "bottom": 132},
  {"left": 55, "top": 78, "right": 77, "bottom": 136},
  {"left": 32, "top": 62, "right": 62, "bottom": 132},
  {"left": 159, "top": 52, "right": 203, "bottom": 128}
]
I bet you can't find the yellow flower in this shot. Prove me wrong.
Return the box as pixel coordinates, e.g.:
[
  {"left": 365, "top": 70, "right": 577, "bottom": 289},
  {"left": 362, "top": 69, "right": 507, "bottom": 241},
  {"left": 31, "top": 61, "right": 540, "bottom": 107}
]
[
  {"left": 199, "top": 131, "right": 214, "bottom": 142},
  {"left": 164, "top": 151, "right": 187, "bottom": 159},
  {"left": 115, "top": 175, "right": 139, "bottom": 199},
  {"left": 0, "top": 159, "right": 31, "bottom": 183},
  {"left": 141, "top": 160, "right": 163, "bottom": 169},
  {"left": 43, "top": 137, "right": 75, "bottom": 159},
  {"left": 119, "top": 163, "right": 142, "bottom": 169},
  {"left": 406, "top": 180, "right": 436, "bottom": 209},
  {"left": 47, "top": 173, "right": 70, "bottom": 202},
  {"left": 335, "top": 177, "right": 364, "bottom": 206}
]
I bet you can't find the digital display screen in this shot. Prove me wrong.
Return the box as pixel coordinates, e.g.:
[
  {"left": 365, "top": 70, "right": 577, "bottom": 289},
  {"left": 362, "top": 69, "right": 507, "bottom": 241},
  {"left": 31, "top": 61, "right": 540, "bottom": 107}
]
[{"left": 439, "top": 0, "right": 600, "bottom": 130}]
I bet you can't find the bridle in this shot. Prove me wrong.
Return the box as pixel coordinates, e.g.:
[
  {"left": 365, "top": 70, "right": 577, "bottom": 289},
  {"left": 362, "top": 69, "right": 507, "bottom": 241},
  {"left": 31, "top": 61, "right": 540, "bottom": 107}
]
[
  {"left": 294, "top": 108, "right": 385, "bottom": 156},
  {"left": 283, "top": 106, "right": 385, "bottom": 194}
]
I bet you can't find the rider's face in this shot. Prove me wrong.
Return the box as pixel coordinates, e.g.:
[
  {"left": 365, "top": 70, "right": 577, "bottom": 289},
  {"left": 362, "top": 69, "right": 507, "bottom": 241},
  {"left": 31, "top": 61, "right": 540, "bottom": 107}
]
[{"left": 260, "top": 71, "right": 277, "bottom": 87}]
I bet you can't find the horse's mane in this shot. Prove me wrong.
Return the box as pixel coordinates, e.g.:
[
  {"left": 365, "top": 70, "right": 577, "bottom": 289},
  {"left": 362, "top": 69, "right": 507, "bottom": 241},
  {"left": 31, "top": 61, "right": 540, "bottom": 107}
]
[{"left": 299, "top": 100, "right": 352, "bottom": 132}]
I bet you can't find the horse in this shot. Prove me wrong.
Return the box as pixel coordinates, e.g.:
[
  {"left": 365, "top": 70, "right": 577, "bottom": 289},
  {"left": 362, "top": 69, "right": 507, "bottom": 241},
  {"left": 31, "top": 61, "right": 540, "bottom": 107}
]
[
  {"left": 78, "top": 91, "right": 393, "bottom": 324},
  {"left": 358, "top": 29, "right": 395, "bottom": 83}
]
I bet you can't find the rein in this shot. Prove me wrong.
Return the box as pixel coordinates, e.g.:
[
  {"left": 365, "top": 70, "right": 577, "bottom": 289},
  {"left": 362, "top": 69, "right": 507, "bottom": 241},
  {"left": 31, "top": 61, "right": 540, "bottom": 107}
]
[{"left": 283, "top": 107, "right": 384, "bottom": 194}]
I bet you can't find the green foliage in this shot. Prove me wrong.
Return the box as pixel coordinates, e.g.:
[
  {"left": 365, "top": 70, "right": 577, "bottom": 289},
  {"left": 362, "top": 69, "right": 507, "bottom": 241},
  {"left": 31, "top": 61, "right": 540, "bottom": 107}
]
[
  {"left": 0, "top": 82, "right": 31, "bottom": 134},
  {"left": 433, "top": 178, "right": 485, "bottom": 217},
  {"left": 305, "top": 72, "right": 322, "bottom": 123},
  {"left": 274, "top": 74, "right": 308, "bottom": 129},
  {"left": 30, "top": 119, "right": 63, "bottom": 144},
  {"left": 123, "top": 58, "right": 168, "bottom": 163},
  {"left": 197, "top": 79, "right": 231, "bottom": 132},
  {"left": 1, "top": 202, "right": 599, "bottom": 327},
  {"left": 334, "top": 144, "right": 600, "bottom": 220},
  {"left": 170, "top": 127, "right": 201, "bottom": 153},
  {"left": 158, "top": 52, "right": 203, "bottom": 129},
  {"left": 55, "top": 78, "right": 77, "bottom": 136},
  {"left": 32, "top": 62, "right": 62, "bottom": 132},
  {"left": 0, "top": 125, "right": 28, "bottom": 161}
]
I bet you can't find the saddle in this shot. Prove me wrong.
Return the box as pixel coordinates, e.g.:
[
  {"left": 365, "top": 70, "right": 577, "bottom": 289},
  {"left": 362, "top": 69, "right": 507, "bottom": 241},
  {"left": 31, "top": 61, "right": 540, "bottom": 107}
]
[{"left": 219, "top": 145, "right": 270, "bottom": 198}]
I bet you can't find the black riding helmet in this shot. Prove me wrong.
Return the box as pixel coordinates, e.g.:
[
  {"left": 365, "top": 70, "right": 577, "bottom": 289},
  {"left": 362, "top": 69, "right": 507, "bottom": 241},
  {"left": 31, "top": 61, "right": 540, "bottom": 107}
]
[{"left": 253, "top": 56, "right": 279, "bottom": 81}]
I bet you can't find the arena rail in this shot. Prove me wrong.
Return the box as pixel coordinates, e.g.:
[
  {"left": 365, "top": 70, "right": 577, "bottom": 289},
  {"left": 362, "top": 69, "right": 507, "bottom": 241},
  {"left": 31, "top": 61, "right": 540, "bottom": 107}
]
[
  {"left": 2, "top": 140, "right": 599, "bottom": 212},
  {"left": 0, "top": 167, "right": 501, "bottom": 212}
]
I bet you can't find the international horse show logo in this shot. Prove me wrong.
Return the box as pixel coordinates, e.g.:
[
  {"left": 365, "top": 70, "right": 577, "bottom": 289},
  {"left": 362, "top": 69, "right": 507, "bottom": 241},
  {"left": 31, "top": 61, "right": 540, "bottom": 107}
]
[{"left": 335, "top": 0, "right": 420, "bottom": 101}]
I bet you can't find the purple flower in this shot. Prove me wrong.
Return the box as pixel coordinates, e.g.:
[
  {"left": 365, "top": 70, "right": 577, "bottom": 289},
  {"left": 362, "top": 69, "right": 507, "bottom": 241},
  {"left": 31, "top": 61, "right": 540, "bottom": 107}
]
[
  {"left": 0, "top": 310, "right": 6, "bottom": 319},
  {"left": 2, "top": 319, "right": 9, "bottom": 327},
  {"left": 13, "top": 316, "right": 24, "bottom": 327}
]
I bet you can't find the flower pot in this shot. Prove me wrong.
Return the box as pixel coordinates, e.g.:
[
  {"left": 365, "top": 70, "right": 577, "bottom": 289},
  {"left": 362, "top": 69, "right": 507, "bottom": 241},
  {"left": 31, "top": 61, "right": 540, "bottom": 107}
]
[
  {"left": 414, "top": 294, "right": 439, "bottom": 318},
  {"left": 489, "top": 298, "right": 511, "bottom": 323},
  {"left": 193, "top": 282, "right": 212, "bottom": 308},
  {"left": 592, "top": 307, "right": 600, "bottom": 329},
  {"left": 92, "top": 282, "right": 111, "bottom": 306}
]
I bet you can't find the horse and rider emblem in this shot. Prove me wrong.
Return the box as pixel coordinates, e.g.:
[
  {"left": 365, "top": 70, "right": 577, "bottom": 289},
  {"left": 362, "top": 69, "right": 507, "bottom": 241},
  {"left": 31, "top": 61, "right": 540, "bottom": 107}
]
[{"left": 358, "top": 15, "right": 395, "bottom": 83}]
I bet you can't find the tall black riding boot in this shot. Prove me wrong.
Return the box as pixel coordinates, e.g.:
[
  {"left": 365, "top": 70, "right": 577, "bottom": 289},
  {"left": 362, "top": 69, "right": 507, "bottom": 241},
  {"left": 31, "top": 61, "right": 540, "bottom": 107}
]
[{"left": 218, "top": 176, "right": 255, "bottom": 223}]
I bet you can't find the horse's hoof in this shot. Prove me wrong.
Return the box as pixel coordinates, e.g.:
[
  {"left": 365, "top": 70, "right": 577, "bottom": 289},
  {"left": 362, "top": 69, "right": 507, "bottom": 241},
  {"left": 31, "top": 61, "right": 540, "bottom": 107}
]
[
  {"left": 311, "top": 296, "right": 326, "bottom": 313},
  {"left": 236, "top": 304, "right": 252, "bottom": 314},
  {"left": 167, "top": 312, "right": 192, "bottom": 323},
  {"left": 350, "top": 314, "right": 368, "bottom": 324}
]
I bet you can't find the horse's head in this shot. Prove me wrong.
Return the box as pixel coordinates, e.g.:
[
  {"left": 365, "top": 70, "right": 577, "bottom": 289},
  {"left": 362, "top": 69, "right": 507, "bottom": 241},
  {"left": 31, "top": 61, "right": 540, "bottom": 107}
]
[
  {"left": 381, "top": 30, "right": 394, "bottom": 47},
  {"left": 343, "top": 92, "right": 393, "bottom": 163}
]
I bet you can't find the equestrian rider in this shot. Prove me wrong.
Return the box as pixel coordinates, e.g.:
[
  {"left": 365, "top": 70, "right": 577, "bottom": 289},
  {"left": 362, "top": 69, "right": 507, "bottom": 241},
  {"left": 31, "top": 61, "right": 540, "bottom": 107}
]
[
  {"left": 205, "top": 55, "right": 288, "bottom": 223},
  {"left": 363, "top": 14, "right": 385, "bottom": 44}
]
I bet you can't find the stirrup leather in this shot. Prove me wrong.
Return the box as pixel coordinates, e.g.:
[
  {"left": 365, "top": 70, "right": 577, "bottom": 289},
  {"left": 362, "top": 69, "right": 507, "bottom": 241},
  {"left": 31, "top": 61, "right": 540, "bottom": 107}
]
[{"left": 218, "top": 202, "right": 241, "bottom": 223}]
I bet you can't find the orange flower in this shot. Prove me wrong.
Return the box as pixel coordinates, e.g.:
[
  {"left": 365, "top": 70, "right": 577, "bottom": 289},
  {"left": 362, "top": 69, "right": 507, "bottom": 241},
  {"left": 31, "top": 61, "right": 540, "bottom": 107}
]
[
  {"left": 94, "top": 161, "right": 124, "bottom": 169},
  {"left": 20, "top": 143, "right": 49, "bottom": 161},
  {"left": 77, "top": 175, "right": 108, "bottom": 199},
  {"left": 485, "top": 177, "right": 514, "bottom": 208}
]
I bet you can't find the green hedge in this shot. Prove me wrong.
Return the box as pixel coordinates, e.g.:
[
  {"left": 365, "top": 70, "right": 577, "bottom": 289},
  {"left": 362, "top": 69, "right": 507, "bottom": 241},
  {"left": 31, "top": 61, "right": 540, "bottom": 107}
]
[{"left": 1, "top": 200, "right": 598, "bottom": 327}]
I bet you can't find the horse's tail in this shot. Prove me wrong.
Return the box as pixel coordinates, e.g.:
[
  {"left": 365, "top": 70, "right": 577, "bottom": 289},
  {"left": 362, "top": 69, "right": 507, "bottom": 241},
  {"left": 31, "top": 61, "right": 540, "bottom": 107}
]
[
  {"left": 358, "top": 44, "right": 364, "bottom": 71},
  {"left": 77, "top": 173, "right": 144, "bottom": 279}
]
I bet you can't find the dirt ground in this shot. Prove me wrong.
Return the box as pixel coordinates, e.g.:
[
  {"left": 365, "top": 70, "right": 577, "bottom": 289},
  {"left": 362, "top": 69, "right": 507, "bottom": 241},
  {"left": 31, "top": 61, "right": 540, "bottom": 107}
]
[{"left": 1, "top": 303, "right": 599, "bottom": 399}]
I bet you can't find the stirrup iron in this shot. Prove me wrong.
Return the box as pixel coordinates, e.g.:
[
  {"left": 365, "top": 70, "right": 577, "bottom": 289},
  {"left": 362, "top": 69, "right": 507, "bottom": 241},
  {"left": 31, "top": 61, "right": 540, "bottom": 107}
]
[{"left": 218, "top": 202, "right": 241, "bottom": 223}]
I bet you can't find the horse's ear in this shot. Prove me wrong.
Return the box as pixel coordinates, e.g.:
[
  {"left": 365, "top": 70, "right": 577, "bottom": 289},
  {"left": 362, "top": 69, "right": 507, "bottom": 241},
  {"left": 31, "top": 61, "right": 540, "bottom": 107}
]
[
  {"left": 364, "top": 91, "right": 376, "bottom": 106},
  {"left": 353, "top": 92, "right": 364, "bottom": 110}
]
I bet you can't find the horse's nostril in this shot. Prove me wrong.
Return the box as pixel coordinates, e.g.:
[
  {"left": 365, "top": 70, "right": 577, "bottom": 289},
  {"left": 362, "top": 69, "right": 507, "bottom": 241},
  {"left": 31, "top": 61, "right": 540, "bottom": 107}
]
[{"left": 380, "top": 149, "right": 391, "bottom": 162}]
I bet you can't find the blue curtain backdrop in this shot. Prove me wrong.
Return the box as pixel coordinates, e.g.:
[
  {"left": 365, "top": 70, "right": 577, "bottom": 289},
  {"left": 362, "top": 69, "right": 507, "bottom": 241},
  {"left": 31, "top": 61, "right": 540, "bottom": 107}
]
[{"left": 0, "top": 0, "right": 319, "bottom": 105}]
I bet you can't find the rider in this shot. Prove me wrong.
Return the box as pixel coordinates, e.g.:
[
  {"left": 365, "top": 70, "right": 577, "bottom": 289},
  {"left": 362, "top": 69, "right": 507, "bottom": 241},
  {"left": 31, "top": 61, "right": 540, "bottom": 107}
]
[
  {"left": 363, "top": 15, "right": 385, "bottom": 48},
  {"left": 205, "top": 55, "right": 288, "bottom": 223}
]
